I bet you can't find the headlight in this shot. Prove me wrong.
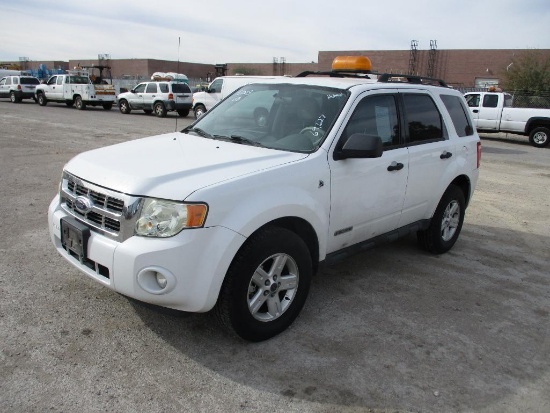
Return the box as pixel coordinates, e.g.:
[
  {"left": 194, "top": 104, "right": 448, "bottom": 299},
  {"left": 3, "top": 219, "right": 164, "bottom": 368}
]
[{"left": 135, "top": 199, "right": 208, "bottom": 237}]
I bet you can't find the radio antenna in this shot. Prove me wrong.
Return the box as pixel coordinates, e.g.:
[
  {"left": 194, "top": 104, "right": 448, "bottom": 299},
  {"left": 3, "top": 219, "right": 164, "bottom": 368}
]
[{"left": 175, "top": 36, "right": 181, "bottom": 132}]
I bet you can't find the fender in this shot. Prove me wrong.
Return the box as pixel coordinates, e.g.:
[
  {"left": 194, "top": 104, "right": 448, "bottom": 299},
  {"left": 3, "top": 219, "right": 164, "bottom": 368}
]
[{"left": 525, "top": 116, "right": 550, "bottom": 134}]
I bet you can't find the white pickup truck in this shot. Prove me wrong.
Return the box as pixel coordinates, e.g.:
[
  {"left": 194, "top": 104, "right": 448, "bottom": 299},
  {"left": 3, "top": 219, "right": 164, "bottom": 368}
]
[
  {"left": 464, "top": 91, "right": 550, "bottom": 148},
  {"left": 35, "top": 69, "right": 116, "bottom": 110},
  {"left": 48, "top": 56, "right": 481, "bottom": 341}
]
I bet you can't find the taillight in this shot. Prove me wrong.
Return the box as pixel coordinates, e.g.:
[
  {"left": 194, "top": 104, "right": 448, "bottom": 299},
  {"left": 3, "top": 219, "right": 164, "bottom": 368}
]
[
  {"left": 477, "top": 141, "right": 481, "bottom": 168},
  {"left": 168, "top": 93, "right": 174, "bottom": 100}
]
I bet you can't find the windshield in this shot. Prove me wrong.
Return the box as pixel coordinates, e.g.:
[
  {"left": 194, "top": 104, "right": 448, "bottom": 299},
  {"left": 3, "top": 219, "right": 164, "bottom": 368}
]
[{"left": 184, "top": 83, "right": 349, "bottom": 152}]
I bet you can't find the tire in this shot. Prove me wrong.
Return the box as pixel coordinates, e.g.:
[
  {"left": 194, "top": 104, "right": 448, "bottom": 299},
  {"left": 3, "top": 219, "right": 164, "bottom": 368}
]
[
  {"left": 177, "top": 109, "right": 190, "bottom": 117},
  {"left": 118, "top": 99, "right": 131, "bottom": 114},
  {"left": 154, "top": 102, "right": 167, "bottom": 117},
  {"left": 215, "top": 226, "right": 312, "bottom": 342},
  {"left": 102, "top": 103, "right": 113, "bottom": 110},
  {"left": 194, "top": 104, "right": 206, "bottom": 119},
  {"left": 143, "top": 109, "right": 153, "bottom": 114},
  {"left": 10, "top": 91, "right": 21, "bottom": 103},
  {"left": 65, "top": 101, "right": 74, "bottom": 107},
  {"left": 37, "top": 93, "right": 47, "bottom": 106},
  {"left": 75, "top": 96, "right": 86, "bottom": 110},
  {"left": 417, "top": 185, "right": 465, "bottom": 254},
  {"left": 529, "top": 127, "right": 550, "bottom": 148}
]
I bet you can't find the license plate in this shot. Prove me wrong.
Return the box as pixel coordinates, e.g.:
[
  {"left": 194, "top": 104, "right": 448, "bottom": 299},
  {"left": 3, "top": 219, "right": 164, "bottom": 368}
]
[{"left": 61, "top": 217, "right": 90, "bottom": 262}]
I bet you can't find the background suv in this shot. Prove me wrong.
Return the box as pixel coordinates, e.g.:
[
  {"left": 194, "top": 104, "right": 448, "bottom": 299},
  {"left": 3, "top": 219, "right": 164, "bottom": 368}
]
[
  {"left": 117, "top": 81, "right": 192, "bottom": 117},
  {"left": 0, "top": 75, "right": 40, "bottom": 103}
]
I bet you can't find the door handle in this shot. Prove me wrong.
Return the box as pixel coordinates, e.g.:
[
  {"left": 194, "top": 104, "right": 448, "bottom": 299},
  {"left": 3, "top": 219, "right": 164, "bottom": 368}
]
[
  {"left": 387, "top": 161, "right": 404, "bottom": 171},
  {"left": 473, "top": 109, "right": 479, "bottom": 113},
  {"left": 440, "top": 151, "right": 453, "bottom": 159}
]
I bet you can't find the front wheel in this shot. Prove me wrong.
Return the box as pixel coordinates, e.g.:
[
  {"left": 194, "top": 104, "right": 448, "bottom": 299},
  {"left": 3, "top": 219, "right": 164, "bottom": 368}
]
[
  {"left": 75, "top": 96, "right": 86, "bottom": 110},
  {"left": 177, "top": 109, "right": 189, "bottom": 117},
  {"left": 118, "top": 99, "right": 131, "bottom": 114},
  {"left": 529, "top": 127, "right": 550, "bottom": 148},
  {"left": 154, "top": 102, "right": 167, "bottom": 117},
  {"left": 215, "top": 226, "right": 312, "bottom": 342},
  {"left": 194, "top": 104, "right": 206, "bottom": 119},
  {"left": 37, "top": 93, "right": 47, "bottom": 106},
  {"left": 417, "top": 185, "right": 465, "bottom": 254}
]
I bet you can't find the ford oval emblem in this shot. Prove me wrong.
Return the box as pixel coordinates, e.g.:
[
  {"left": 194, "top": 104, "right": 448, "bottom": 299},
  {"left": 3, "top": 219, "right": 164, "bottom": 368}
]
[{"left": 74, "top": 196, "right": 94, "bottom": 214}]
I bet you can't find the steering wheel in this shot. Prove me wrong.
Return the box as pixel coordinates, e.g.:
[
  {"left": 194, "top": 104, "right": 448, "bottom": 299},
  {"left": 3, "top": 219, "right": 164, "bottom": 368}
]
[{"left": 300, "top": 127, "right": 325, "bottom": 145}]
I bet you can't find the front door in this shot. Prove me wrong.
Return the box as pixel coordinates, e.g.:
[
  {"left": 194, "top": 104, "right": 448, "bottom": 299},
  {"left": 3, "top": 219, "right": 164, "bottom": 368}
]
[{"left": 328, "top": 92, "right": 408, "bottom": 253}]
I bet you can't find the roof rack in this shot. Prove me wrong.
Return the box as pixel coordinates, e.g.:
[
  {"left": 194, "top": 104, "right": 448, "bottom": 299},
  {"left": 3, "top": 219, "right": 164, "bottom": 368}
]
[
  {"left": 377, "top": 73, "right": 448, "bottom": 87},
  {"left": 295, "top": 70, "right": 376, "bottom": 79}
]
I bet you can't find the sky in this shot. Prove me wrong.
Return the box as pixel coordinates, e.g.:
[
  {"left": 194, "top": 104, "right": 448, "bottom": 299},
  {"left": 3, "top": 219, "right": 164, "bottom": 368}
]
[{"left": 1, "top": 0, "right": 550, "bottom": 65}]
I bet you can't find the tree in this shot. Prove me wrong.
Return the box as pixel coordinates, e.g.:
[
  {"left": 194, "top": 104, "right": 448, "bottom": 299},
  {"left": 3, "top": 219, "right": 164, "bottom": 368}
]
[{"left": 501, "top": 50, "right": 550, "bottom": 93}]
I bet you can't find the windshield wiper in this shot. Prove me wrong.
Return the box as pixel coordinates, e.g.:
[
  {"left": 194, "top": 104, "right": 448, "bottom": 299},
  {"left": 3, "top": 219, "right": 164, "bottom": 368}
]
[
  {"left": 182, "top": 127, "right": 214, "bottom": 140},
  {"left": 225, "top": 135, "right": 265, "bottom": 147}
]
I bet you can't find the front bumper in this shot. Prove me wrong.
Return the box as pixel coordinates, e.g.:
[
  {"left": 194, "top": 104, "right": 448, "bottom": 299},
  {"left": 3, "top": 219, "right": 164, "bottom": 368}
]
[{"left": 48, "top": 196, "right": 245, "bottom": 312}]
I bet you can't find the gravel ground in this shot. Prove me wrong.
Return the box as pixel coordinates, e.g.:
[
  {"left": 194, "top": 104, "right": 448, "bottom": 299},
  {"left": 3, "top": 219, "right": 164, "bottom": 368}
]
[{"left": 1, "top": 101, "right": 549, "bottom": 413}]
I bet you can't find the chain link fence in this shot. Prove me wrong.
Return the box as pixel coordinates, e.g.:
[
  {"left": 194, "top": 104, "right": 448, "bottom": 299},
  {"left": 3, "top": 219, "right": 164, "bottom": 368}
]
[{"left": 458, "top": 87, "right": 550, "bottom": 109}]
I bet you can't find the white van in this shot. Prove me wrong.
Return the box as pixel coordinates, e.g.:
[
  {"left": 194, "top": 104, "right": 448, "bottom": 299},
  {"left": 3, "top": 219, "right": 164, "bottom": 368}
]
[{"left": 192, "top": 75, "right": 283, "bottom": 118}]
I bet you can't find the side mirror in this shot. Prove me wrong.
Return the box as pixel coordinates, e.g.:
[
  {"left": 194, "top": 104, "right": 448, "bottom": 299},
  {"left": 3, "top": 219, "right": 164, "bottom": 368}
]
[{"left": 334, "top": 133, "right": 383, "bottom": 160}]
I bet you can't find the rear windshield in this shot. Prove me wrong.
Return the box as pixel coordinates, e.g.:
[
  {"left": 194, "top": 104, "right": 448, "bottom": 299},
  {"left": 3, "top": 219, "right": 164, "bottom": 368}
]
[
  {"left": 21, "top": 77, "right": 40, "bottom": 85},
  {"left": 172, "top": 83, "right": 191, "bottom": 93}
]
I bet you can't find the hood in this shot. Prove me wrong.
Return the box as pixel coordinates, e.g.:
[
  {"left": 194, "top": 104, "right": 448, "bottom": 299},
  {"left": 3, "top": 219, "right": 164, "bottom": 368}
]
[{"left": 64, "top": 132, "right": 308, "bottom": 200}]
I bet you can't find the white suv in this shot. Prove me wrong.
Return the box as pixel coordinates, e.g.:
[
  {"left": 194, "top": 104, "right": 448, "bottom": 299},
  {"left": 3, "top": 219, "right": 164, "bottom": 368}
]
[
  {"left": 0, "top": 75, "right": 40, "bottom": 103},
  {"left": 48, "top": 56, "right": 481, "bottom": 341},
  {"left": 117, "top": 81, "right": 192, "bottom": 117}
]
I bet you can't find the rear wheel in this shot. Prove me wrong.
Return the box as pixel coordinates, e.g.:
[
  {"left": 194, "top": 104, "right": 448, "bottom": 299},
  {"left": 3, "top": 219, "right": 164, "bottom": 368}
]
[
  {"left": 37, "top": 93, "right": 47, "bottom": 106},
  {"left": 75, "top": 96, "right": 86, "bottom": 110},
  {"left": 102, "top": 103, "right": 113, "bottom": 110},
  {"left": 154, "top": 102, "right": 167, "bottom": 117},
  {"left": 418, "top": 185, "right": 465, "bottom": 254},
  {"left": 529, "top": 127, "right": 550, "bottom": 148},
  {"left": 10, "top": 91, "right": 21, "bottom": 103},
  {"left": 177, "top": 109, "right": 190, "bottom": 117},
  {"left": 118, "top": 99, "right": 131, "bottom": 114},
  {"left": 215, "top": 226, "right": 312, "bottom": 342}
]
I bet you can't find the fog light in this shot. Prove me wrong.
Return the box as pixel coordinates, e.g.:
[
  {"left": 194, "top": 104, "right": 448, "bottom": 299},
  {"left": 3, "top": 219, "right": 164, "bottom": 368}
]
[{"left": 155, "top": 272, "right": 168, "bottom": 289}]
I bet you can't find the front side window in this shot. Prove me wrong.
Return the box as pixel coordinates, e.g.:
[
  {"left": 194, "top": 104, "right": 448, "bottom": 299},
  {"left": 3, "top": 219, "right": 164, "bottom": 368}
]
[
  {"left": 47, "top": 76, "right": 57, "bottom": 85},
  {"left": 209, "top": 79, "right": 223, "bottom": 93},
  {"left": 186, "top": 83, "right": 349, "bottom": 153},
  {"left": 0, "top": 78, "right": 6, "bottom": 86},
  {"left": 5, "top": 77, "right": 12, "bottom": 85},
  {"left": 133, "top": 83, "right": 146, "bottom": 93},
  {"left": 465, "top": 94, "right": 480, "bottom": 107},
  {"left": 403, "top": 94, "right": 444, "bottom": 143},
  {"left": 339, "top": 94, "right": 400, "bottom": 150},
  {"left": 440, "top": 94, "right": 474, "bottom": 137},
  {"left": 483, "top": 94, "right": 499, "bottom": 108}
]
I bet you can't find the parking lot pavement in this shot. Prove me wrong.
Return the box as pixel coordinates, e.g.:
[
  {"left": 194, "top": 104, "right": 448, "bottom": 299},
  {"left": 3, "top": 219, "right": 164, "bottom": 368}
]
[{"left": 1, "top": 101, "right": 549, "bottom": 413}]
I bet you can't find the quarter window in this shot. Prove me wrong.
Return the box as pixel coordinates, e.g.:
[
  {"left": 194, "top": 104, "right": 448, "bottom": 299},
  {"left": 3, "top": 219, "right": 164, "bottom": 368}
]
[
  {"left": 440, "top": 95, "right": 474, "bottom": 137},
  {"left": 403, "top": 94, "right": 444, "bottom": 143},
  {"left": 159, "top": 83, "right": 169, "bottom": 93}
]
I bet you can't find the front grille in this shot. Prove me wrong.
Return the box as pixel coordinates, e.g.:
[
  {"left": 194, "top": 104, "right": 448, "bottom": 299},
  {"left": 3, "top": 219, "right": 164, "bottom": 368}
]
[{"left": 60, "top": 172, "right": 142, "bottom": 241}]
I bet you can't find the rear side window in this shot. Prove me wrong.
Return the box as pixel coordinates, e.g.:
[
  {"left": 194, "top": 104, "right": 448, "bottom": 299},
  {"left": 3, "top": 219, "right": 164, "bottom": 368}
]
[
  {"left": 21, "top": 77, "right": 40, "bottom": 85},
  {"left": 172, "top": 83, "right": 191, "bottom": 93},
  {"left": 403, "top": 94, "right": 443, "bottom": 142},
  {"left": 440, "top": 95, "right": 474, "bottom": 137}
]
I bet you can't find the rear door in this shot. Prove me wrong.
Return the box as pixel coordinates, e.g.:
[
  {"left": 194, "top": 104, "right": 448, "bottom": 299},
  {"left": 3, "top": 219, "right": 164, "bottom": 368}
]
[{"left": 398, "top": 90, "right": 454, "bottom": 227}]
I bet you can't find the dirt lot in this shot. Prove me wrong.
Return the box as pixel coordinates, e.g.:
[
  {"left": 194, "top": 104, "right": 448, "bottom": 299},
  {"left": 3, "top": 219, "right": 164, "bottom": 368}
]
[{"left": 1, "top": 101, "right": 549, "bottom": 413}]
